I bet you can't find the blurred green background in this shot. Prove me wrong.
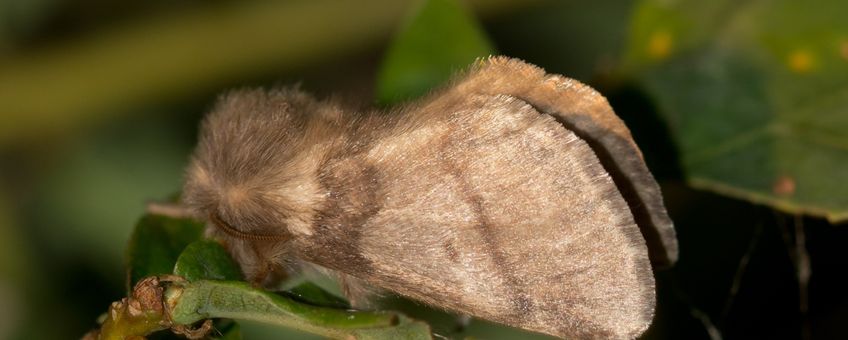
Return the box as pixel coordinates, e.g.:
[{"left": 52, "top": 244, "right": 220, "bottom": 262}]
[{"left": 1, "top": 0, "right": 846, "bottom": 339}]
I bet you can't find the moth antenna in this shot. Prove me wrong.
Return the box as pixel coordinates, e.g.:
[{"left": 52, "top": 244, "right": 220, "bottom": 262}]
[{"left": 209, "top": 213, "right": 292, "bottom": 243}]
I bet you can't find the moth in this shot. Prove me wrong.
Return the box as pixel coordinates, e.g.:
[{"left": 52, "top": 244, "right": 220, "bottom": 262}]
[{"left": 182, "top": 57, "right": 678, "bottom": 339}]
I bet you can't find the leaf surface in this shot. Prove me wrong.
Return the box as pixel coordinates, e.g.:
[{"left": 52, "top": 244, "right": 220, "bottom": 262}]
[
  {"left": 376, "top": 0, "right": 494, "bottom": 104},
  {"left": 126, "top": 214, "right": 204, "bottom": 287},
  {"left": 624, "top": 0, "right": 848, "bottom": 221},
  {"left": 167, "top": 280, "right": 432, "bottom": 340},
  {"left": 173, "top": 240, "right": 243, "bottom": 282}
]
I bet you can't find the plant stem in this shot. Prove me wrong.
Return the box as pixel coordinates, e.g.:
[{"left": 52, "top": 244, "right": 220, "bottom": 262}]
[{"left": 84, "top": 277, "right": 169, "bottom": 340}]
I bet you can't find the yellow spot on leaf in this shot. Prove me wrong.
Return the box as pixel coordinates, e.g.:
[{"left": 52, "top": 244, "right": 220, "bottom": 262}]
[
  {"left": 787, "top": 49, "right": 815, "bottom": 73},
  {"left": 840, "top": 41, "right": 848, "bottom": 61},
  {"left": 648, "top": 31, "right": 673, "bottom": 61}
]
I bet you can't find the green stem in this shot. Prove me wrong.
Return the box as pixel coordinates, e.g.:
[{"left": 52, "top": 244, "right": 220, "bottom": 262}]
[{"left": 86, "top": 277, "right": 169, "bottom": 340}]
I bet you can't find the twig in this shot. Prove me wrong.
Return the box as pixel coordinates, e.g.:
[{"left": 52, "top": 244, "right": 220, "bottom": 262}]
[
  {"left": 719, "top": 220, "right": 764, "bottom": 326},
  {"left": 690, "top": 307, "right": 723, "bottom": 340},
  {"left": 775, "top": 213, "right": 812, "bottom": 340},
  {"left": 668, "top": 276, "right": 723, "bottom": 340},
  {"left": 794, "top": 215, "right": 811, "bottom": 340},
  {"left": 775, "top": 213, "right": 796, "bottom": 264},
  {"left": 83, "top": 277, "right": 172, "bottom": 340}
]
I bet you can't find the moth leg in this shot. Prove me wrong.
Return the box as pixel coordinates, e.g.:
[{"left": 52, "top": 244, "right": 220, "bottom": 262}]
[
  {"left": 246, "top": 261, "right": 271, "bottom": 287},
  {"left": 246, "top": 243, "right": 289, "bottom": 289},
  {"left": 338, "top": 273, "right": 375, "bottom": 309},
  {"left": 171, "top": 319, "right": 213, "bottom": 339},
  {"left": 453, "top": 314, "right": 472, "bottom": 333},
  {"left": 145, "top": 201, "right": 194, "bottom": 219}
]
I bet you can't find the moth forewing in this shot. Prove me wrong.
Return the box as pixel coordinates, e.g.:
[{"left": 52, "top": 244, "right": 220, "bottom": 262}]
[
  {"left": 183, "top": 57, "right": 673, "bottom": 340},
  {"left": 452, "top": 57, "right": 678, "bottom": 267},
  {"left": 292, "top": 94, "right": 655, "bottom": 339}
]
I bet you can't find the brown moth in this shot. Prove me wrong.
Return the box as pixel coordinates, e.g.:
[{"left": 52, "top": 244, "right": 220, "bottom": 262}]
[{"left": 182, "top": 56, "right": 677, "bottom": 339}]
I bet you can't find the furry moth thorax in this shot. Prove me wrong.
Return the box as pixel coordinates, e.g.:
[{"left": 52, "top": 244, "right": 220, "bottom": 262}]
[
  {"left": 182, "top": 56, "right": 678, "bottom": 340},
  {"left": 183, "top": 89, "right": 339, "bottom": 238}
]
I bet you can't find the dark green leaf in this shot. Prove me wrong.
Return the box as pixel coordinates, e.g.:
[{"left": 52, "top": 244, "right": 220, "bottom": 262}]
[
  {"left": 211, "top": 320, "right": 243, "bottom": 340},
  {"left": 167, "top": 280, "right": 431, "bottom": 339},
  {"left": 282, "top": 282, "right": 350, "bottom": 309},
  {"left": 375, "top": 0, "right": 494, "bottom": 105},
  {"left": 348, "top": 314, "right": 431, "bottom": 340},
  {"left": 173, "top": 240, "right": 243, "bottom": 282},
  {"left": 623, "top": 0, "right": 848, "bottom": 221},
  {"left": 125, "top": 214, "right": 204, "bottom": 288}
]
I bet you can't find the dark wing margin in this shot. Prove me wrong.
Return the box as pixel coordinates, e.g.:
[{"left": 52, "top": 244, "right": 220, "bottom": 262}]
[{"left": 448, "top": 56, "right": 678, "bottom": 267}]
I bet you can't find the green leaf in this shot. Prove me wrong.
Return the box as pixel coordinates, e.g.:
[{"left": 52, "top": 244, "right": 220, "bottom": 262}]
[
  {"left": 125, "top": 214, "right": 204, "bottom": 288},
  {"left": 211, "top": 320, "right": 243, "bottom": 340},
  {"left": 375, "top": 0, "right": 494, "bottom": 105},
  {"left": 348, "top": 314, "right": 432, "bottom": 340},
  {"left": 167, "top": 280, "right": 431, "bottom": 339},
  {"left": 623, "top": 0, "right": 848, "bottom": 221},
  {"left": 173, "top": 240, "right": 243, "bottom": 282},
  {"left": 282, "top": 282, "right": 350, "bottom": 309}
]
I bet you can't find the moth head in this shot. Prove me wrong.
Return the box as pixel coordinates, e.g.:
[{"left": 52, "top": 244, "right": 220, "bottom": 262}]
[{"left": 182, "top": 89, "right": 329, "bottom": 243}]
